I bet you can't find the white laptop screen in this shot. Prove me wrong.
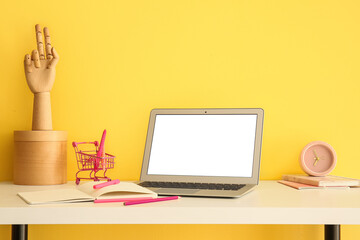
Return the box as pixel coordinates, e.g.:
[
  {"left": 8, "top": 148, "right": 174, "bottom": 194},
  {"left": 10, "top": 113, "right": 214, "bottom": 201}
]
[{"left": 147, "top": 114, "right": 257, "bottom": 177}]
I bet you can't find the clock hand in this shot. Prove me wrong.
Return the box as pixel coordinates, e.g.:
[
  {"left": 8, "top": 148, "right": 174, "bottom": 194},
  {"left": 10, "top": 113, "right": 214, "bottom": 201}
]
[
  {"left": 313, "top": 150, "right": 320, "bottom": 166},
  {"left": 313, "top": 150, "right": 319, "bottom": 158}
]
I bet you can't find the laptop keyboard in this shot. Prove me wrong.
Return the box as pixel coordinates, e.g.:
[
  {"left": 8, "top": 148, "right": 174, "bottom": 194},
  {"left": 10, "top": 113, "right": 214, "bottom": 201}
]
[{"left": 139, "top": 181, "right": 245, "bottom": 191}]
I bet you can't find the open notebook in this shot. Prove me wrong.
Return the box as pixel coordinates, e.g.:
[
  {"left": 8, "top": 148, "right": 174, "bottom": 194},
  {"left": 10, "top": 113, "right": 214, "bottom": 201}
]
[{"left": 18, "top": 181, "right": 157, "bottom": 205}]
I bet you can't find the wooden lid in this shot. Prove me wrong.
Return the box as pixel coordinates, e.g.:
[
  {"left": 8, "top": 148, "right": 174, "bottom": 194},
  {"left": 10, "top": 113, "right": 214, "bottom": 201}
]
[{"left": 14, "top": 131, "right": 68, "bottom": 142}]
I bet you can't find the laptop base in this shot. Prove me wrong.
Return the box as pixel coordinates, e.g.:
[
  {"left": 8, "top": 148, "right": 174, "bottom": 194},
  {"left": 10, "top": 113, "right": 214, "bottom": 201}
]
[{"left": 139, "top": 183, "right": 257, "bottom": 198}]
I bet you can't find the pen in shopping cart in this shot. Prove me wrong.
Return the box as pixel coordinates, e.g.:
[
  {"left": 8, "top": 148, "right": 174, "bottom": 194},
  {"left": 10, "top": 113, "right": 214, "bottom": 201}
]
[
  {"left": 93, "top": 179, "right": 120, "bottom": 189},
  {"left": 124, "top": 196, "right": 180, "bottom": 206},
  {"left": 97, "top": 129, "right": 107, "bottom": 171}
]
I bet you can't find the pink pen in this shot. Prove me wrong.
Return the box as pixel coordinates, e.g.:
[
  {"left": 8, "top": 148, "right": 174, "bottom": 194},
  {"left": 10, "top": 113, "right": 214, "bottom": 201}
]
[
  {"left": 124, "top": 196, "right": 180, "bottom": 206},
  {"left": 97, "top": 129, "right": 107, "bottom": 171},
  {"left": 93, "top": 179, "right": 120, "bottom": 189},
  {"left": 94, "top": 197, "right": 153, "bottom": 203}
]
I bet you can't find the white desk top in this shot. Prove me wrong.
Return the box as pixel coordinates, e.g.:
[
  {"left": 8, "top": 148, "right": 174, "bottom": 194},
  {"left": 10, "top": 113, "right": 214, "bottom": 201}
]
[{"left": 1, "top": 181, "right": 360, "bottom": 225}]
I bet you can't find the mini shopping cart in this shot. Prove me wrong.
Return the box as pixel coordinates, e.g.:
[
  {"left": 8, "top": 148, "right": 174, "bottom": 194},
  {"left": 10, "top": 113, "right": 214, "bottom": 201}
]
[{"left": 72, "top": 141, "right": 115, "bottom": 185}]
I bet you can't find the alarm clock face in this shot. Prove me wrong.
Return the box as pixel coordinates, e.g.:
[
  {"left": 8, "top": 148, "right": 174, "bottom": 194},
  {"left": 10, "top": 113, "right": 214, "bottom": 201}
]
[{"left": 300, "top": 141, "right": 337, "bottom": 176}]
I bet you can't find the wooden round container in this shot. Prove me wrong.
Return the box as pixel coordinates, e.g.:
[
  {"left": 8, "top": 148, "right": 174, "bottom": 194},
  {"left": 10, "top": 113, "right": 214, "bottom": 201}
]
[{"left": 14, "top": 131, "right": 67, "bottom": 185}]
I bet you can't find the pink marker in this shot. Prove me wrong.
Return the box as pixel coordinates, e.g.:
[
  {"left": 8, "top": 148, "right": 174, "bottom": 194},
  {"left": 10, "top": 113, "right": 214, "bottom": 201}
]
[
  {"left": 94, "top": 197, "right": 153, "bottom": 203},
  {"left": 96, "top": 129, "right": 107, "bottom": 171},
  {"left": 93, "top": 179, "right": 120, "bottom": 189},
  {"left": 97, "top": 129, "right": 107, "bottom": 157},
  {"left": 124, "top": 196, "right": 180, "bottom": 206}
]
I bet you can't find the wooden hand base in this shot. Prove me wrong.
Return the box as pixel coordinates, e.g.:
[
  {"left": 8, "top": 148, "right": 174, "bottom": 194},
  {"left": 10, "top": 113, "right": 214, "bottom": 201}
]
[{"left": 14, "top": 131, "right": 67, "bottom": 185}]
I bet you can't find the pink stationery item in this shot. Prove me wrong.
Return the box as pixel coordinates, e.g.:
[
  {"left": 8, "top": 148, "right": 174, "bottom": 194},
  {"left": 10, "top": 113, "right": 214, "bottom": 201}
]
[
  {"left": 96, "top": 129, "right": 107, "bottom": 171},
  {"left": 93, "top": 179, "right": 120, "bottom": 189},
  {"left": 278, "top": 180, "right": 321, "bottom": 190},
  {"left": 73, "top": 141, "right": 116, "bottom": 185},
  {"left": 124, "top": 196, "right": 180, "bottom": 206},
  {"left": 278, "top": 180, "right": 349, "bottom": 190},
  {"left": 94, "top": 197, "right": 153, "bottom": 203}
]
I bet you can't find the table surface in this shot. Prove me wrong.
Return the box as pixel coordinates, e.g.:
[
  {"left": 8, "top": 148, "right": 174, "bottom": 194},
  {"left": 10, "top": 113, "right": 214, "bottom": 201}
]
[{"left": 1, "top": 180, "right": 360, "bottom": 225}]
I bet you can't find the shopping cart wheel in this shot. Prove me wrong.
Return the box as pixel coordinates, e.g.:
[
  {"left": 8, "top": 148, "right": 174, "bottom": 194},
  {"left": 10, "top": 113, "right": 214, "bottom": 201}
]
[
  {"left": 107, "top": 178, "right": 112, "bottom": 182},
  {"left": 76, "top": 178, "right": 80, "bottom": 185}
]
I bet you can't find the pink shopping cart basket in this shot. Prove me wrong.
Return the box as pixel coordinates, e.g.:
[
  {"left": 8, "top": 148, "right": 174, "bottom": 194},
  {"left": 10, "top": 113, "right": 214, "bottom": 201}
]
[{"left": 72, "top": 141, "right": 115, "bottom": 185}]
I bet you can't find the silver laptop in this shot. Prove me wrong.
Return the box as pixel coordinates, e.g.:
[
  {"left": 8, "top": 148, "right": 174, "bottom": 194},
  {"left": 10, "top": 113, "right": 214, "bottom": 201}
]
[{"left": 138, "top": 108, "right": 264, "bottom": 198}]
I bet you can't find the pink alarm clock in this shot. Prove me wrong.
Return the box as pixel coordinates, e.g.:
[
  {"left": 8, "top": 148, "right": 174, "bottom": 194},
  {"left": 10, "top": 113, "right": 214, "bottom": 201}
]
[{"left": 299, "top": 141, "right": 337, "bottom": 177}]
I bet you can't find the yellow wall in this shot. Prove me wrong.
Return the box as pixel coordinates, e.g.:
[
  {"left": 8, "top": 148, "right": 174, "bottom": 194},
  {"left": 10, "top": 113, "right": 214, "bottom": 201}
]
[{"left": 1, "top": 0, "right": 360, "bottom": 239}]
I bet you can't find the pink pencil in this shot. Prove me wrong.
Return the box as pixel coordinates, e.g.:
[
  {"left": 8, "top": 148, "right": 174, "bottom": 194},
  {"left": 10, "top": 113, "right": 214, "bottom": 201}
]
[
  {"left": 97, "top": 129, "right": 106, "bottom": 156},
  {"left": 94, "top": 197, "right": 153, "bottom": 203},
  {"left": 96, "top": 129, "right": 107, "bottom": 171},
  {"left": 93, "top": 179, "right": 120, "bottom": 189},
  {"left": 124, "top": 196, "right": 180, "bottom": 206}
]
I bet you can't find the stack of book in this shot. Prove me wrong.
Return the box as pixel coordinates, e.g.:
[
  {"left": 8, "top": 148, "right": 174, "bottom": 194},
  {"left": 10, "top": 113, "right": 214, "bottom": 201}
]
[{"left": 278, "top": 175, "right": 360, "bottom": 190}]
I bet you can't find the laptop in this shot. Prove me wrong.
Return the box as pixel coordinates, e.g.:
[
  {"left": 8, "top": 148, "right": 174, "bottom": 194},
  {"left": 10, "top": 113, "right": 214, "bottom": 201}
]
[{"left": 138, "top": 108, "right": 264, "bottom": 198}]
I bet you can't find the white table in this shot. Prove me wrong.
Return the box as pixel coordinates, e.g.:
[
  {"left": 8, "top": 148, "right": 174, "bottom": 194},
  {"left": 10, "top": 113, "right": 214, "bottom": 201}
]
[{"left": 1, "top": 181, "right": 360, "bottom": 239}]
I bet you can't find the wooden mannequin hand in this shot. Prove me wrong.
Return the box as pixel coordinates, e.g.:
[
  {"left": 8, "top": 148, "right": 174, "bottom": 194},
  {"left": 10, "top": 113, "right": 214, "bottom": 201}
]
[
  {"left": 24, "top": 24, "right": 59, "bottom": 130},
  {"left": 24, "top": 25, "right": 59, "bottom": 93}
]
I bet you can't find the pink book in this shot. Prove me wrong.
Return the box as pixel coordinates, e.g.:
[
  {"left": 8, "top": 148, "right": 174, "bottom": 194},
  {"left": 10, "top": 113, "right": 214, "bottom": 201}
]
[
  {"left": 282, "top": 175, "right": 360, "bottom": 187},
  {"left": 278, "top": 180, "right": 321, "bottom": 189},
  {"left": 278, "top": 180, "right": 349, "bottom": 190}
]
